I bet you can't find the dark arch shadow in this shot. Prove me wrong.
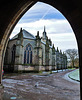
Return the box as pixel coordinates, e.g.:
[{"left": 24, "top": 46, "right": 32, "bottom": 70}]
[{"left": 0, "top": 0, "right": 81, "bottom": 98}]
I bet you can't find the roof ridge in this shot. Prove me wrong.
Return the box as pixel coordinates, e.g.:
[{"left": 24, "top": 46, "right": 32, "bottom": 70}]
[
  {"left": 22, "top": 29, "right": 35, "bottom": 38},
  {"left": 10, "top": 29, "right": 36, "bottom": 40}
]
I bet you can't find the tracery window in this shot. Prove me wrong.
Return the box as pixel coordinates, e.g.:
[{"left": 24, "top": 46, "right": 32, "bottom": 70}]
[
  {"left": 24, "top": 44, "right": 32, "bottom": 64},
  {"left": 11, "top": 44, "right": 16, "bottom": 63}
]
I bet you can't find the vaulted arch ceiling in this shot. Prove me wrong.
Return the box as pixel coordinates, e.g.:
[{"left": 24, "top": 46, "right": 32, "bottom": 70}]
[{"left": 0, "top": 0, "right": 82, "bottom": 97}]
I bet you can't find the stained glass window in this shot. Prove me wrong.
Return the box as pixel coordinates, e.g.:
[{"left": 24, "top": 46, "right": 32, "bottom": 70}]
[
  {"left": 24, "top": 51, "right": 26, "bottom": 64},
  {"left": 24, "top": 44, "right": 32, "bottom": 64},
  {"left": 27, "top": 51, "right": 29, "bottom": 63},
  {"left": 30, "top": 51, "right": 32, "bottom": 63},
  {"left": 11, "top": 44, "right": 16, "bottom": 63}
]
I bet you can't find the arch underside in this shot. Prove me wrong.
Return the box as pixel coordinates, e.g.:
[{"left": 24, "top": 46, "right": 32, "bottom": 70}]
[{"left": 0, "top": 0, "right": 82, "bottom": 98}]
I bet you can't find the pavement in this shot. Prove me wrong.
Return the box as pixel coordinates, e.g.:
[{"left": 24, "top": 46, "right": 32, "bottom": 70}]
[{"left": 0, "top": 69, "right": 80, "bottom": 100}]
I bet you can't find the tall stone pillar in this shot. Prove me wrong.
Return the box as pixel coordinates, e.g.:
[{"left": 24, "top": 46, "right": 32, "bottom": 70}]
[
  {"left": 52, "top": 44, "right": 56, "bottom": 70},
  {"left": 15, "top": 28, "right": 23, "bottom": 65},
  {"left": 45, "top": 42, "right": 49, "bottom": 66},
  {"left": 56, "top": 47, "right": 59, "bottom": 70},
  {"left": 0, "top": 49, "right": 4, "bottom": 87},
  {"left": 34, "top": 31, "right": 43, "bottom": 71},
  {"left": 35, "top": 31, "right": 42, "bottom": 66},
  {"left": 0, "top": 52, "right": 2, "bottom": 85}
]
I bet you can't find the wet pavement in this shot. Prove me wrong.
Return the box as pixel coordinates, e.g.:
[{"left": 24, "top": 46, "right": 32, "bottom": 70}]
[{"left": 0, "top": 70, "right": 80, "bottom": 100}]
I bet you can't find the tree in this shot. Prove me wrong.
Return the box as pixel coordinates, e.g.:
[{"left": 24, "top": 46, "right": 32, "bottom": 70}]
[
  {"left": 74, "top": 58, "right": 79, "bottom": 68},
  {"left": 65, "top": 49, "right": 79, "bottom": 68}
]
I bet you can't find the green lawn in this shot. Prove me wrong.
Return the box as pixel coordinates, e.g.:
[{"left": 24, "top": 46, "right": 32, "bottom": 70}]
[{"left": 68, "top": 69, "right": 80, "bottom": 82}]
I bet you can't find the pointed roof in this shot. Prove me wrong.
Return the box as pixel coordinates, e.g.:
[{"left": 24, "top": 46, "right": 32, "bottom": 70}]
[
  {"left": 52, "top": 44, "right": 55, "bottom": 49},
  {"left": 43, "top": 26, "right": 47, "bottom": 38},
  {"left": 57, "top": 47, "right": 59, "bottom": 52},
  {"left": 11, "top": 29, "right": 36, "bottom": 40},
  {"left": 18, "top": 27, "right": 23, "bottom": 39},
  {"left": 44, "top": 26, "right": 46, "bottom": 33},
  {"left": 36, "top": 31, "right": 41, "bottom": 40},
  {"left": 60, "top": 50, "right": 62, "bottom": 53}
]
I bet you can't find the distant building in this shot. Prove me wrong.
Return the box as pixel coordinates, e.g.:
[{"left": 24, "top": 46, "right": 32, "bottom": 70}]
[{"left": 4, "top": 27, "right": 67, "bottom": 72}]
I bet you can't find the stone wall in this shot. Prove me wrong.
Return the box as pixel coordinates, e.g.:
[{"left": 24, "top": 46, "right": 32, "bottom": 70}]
[{"left": 13, "top": 65, "right": 55, "bottom": 72}]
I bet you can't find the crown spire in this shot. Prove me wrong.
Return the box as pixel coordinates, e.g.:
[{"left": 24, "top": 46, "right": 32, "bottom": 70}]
[
  {"left": 43, "top": 26, "right": 47, "bottom": 39},
  {"left": 57, "top": 47, "right": 59, "bottom": 52},
  {"left": 20, "top": 27, "right": 22, "bottom": 32},
  {"left": 44, "top": 26, "right": 46, "bottom": 32}
]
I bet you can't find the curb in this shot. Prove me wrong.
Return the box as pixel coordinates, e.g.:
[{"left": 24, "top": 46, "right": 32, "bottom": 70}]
[{"left": 68, "top": 70, "right": 80, "bottom": 82}]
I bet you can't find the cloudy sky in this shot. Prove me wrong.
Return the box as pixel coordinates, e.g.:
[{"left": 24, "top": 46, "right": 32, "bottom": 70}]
[{"left": 11, "top": 2, "right": 78, "bottom": 52}]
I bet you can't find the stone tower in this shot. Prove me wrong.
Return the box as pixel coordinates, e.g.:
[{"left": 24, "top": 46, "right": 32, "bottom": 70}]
[
  {"left": 15, "top": 28, "right": 23, "bottom": 64},
  {"left": 34, "top": 31, "right": 42, "bottom": 66},
  {"left": 42, "top": 26, "right": 48, "bottom": 43},
  {"left": 52, "top": 44, "right": 56, "bottom": 67}
]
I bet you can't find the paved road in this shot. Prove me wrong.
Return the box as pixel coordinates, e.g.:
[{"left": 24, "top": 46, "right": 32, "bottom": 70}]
[{"left": 1, "top": 70, "right": 80, "bottom": 100}]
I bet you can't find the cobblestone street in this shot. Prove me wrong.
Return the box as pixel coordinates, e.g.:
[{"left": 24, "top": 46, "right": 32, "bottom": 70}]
[{"left": 0, "top": 70, "right": 80, "bottom": 100}]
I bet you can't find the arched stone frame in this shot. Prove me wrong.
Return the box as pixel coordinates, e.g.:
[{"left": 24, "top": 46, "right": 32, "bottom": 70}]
[
  {"left": 0, "top": 0, "right": 82, "bottom": 97},
  {"left": 11, "top": 44, "right": 16, "bottom": 64},
  {"left": 24, "top": 44, "right": 33, "bottom": 64}
]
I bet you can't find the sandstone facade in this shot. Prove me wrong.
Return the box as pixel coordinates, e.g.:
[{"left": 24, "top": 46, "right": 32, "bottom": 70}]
[{"left": 4, "top": 27, "right": 67, "bottom": 72}]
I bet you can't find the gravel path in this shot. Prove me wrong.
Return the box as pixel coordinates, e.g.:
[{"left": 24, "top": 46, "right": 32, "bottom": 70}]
[{"left": 0, "top": 70, "right": 80, "bottom": 100}]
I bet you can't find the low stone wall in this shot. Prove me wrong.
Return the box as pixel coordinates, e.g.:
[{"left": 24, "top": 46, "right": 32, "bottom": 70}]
[
  {"left": 45, "top": 66, "right": 52, "bottom": 71},
  {"left": 52, "top": 66, "right": 56, "bottom": 70},
  {"left": 35, "top": 66, "right": 45, "bottom": 71},
  {"left": 3, "top": 65, "right": 14, "bottom": 72},
  {"left": 14, "top": 65, "right": 55, "bottom": 72},
  {"left": 14, "top": 65, "right": 34, "bottom": 72},
  {"left": 24, "top": 66, "right": 35, "bottom": 71},
  {"left": 4, "top": 64, "right": 56, "bottom": 72}
]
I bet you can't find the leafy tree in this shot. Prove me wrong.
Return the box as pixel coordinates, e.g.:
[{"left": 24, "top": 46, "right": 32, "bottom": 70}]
[{"left": 65, "top": 49, "right": 79, "bottom": 68}]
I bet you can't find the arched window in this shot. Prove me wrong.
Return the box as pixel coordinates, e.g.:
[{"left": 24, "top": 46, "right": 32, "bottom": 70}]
[
  {"left": 11, "top": 44, "right": 16, "bottom": 63},
  {"left": 24, "top": 44, "right": 32, "bottom": 64}
]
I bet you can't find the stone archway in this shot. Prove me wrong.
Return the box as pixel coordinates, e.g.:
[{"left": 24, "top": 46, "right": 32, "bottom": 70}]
[{"left": 0, "top": 0, "right": 82, "bottom": 98}]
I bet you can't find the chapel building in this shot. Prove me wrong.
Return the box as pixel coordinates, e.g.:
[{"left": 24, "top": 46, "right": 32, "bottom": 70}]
[{"left": 4, "top": 27, "right": 67, "bottom": 72}]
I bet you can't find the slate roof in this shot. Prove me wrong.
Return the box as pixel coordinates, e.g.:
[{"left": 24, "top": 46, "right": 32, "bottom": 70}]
[
  {"left": 10, "top": 29, "right": 53, "bottom": 48},
  {"left": 11, "top": 29, "right": 36, "bottom": 40}
]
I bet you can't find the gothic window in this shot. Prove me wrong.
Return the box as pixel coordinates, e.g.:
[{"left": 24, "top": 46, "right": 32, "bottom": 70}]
[
  {"left": 24, "top": 44, "right": 32, "bottom": 64},
  {"left": 24, "top": 51, "right": 26, "bottom": 64},
  {"left": 11, "top": 44, "right": 16, "bottom": 63}
]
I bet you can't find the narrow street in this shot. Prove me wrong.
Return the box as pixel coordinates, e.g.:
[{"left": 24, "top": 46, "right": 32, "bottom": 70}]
[{"left": 0, "top": 70, "right": 80, "bottom": 100}]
